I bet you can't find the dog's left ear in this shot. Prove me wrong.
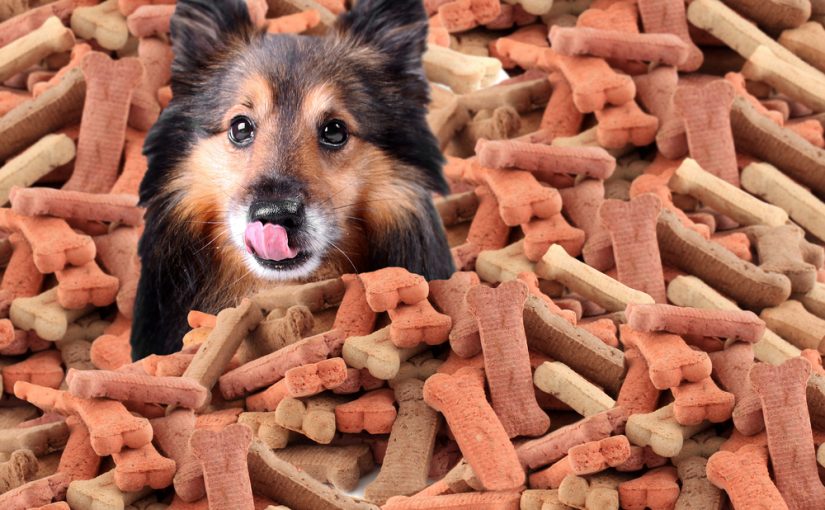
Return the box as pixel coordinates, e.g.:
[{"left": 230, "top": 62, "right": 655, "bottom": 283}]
[{"left": 336, "top": 0, "right": 429, "bottom": 71}]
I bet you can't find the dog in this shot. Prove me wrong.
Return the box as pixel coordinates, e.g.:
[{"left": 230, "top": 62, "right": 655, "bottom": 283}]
[{"left": 131, "top": 0, "right": 454, "bottom": 359}]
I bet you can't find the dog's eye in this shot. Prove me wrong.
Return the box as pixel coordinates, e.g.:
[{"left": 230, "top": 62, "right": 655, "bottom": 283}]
[
  {"left": 319, "top": 119, "right": 348, "bottom": 148},
  {"left": 229, "top": 116, "right": 255, "bottom": 146}
]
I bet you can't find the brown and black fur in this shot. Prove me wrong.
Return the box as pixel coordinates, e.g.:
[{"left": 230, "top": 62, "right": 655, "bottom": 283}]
[{"left": 132, "top": 0, "right": 454, "bottom": 358}]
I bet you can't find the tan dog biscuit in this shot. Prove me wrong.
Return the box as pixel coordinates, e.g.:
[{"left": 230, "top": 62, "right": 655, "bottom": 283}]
[
  {"left": 0, "top": 16, "right": 74, "bottom": 83},
  {"left": 276, "top": 444, "right": 373, "bottom": 492},
  {"left": 0, "top": 134, "right": 75, "bottom": 206},
  {"left": 533, "top": 361, "right": 616, "bottom": 417}
]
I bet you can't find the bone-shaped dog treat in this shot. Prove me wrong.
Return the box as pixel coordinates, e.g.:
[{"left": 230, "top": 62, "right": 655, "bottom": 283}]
[
  {"left": 10, "top": 288, "right": 93, "bottom": 341},
  {"left": 238, "top": 412, "right": 290, "bottom": 450},
  {"left": 522, "top": 214, "right": 586, "bottom": 262},
  {"left": 567, "top": 435, "right": 632, "bottom": 476},
  {"left": 474, "top": 139, "right": 616, "bottom": 180},
  {"left": 247, "top": 440, "right": 376, "bottom": 510},
  {"left": 150, "top": 409, "right": 195, "bottom": 469},
  {"left": 423, "top": 44, "right": 501, "bottom": 94},
  {"left": 71, "top": 0, "right": 130, "bottom": 50},
  {"left": 669, "top": 159, "right": 788, "bottom": 228},
  {"left": 657, "top": 209, "right": 792, "bottom": 309},
  {"left": 743, "top": 45, "right": 825, "bottom": 115},
  {"left": 438, "top": 0, "right": 501, "bottom": 32},
  {"left": 65, "top": 52, "right": 142, "bottom": 194},
  {"left": 0, "top": 419, "right": 67, "bottom": 457},
  {"left": 741, "top": 162, "right": 825, "bottom": 242},
  {"left": 618, "top": 466, "right": 679, "bottom": 510},
  {"left": 637, "top": 0, "right": 702, "bottom": 71},
  {"left": 625, "top": 303, "right": 766, "bottom": 343},
  {"left": 128, "top": 36, "right": 172, "bottom": 131},
  {"left": 779, "top": 22, "right": 825, "bottom": 73},
  {"left": 674, "top": 456, "right": 723, "bottom": 510},
  {"left": 558, "top": 473, "right": 623, "bottom": 510},
  {"left": 593, "top": 100, "right": 659, "bottom": 149},
  {"left": 31, "top": 42, "right": 91, "bottom": 98},
  {"left": 182, "top": 298, "right": 262, "bottom": 401},
  {"left": 452, "top": 185, "right": 510, "bottom": 270},
  {"left": 761, "top": 300, "right": 825, "bottom": 353},
  {"left": 626, "top": 403, "right": 709, "bottom": 458},
  {"left": 342, "top": 327, "right": 426, "bottom": 381},
  {"left": 387, "top": 299, "right": 451, "bottom": 349},
  {"left": 434, "top": 191, "right": 478, "bottom": 227},
  {"left": 429, "top": 271, "right": 481, "bottom": 358},
  {"left": 364, "top": 379, "right": 438, "bottom": 504},
  {"left": 533, "top": 72, "right": 583, "bottom": 142},
  {"left": 616, "top": 445, "right": 668, "bottom": 473},
  {"left": 633, "top": 67, "right": 686, "bottom": 159},
  {"left": 112, "top": 442, "right": 175, "bottom": 491},
  {"left": 0, "top": 16, "right": 74, "bottom": 83},
  {"left": 54, "top": 261, "right": 119, "bottom": 310},
  {"left": 799, "top": 283, "right": 825, "bottom": 320},
  {"left": 0, "top": 449, "right": 38, "bottom": 493},
  {"left": 66, "top": 470, "right": 151, "bottom": 510},
  {"left": 484, "top": 168, "right": 562, "bottom": 226},
  {"left": 537, "top": 244, "right": 655, "bottom": 312},
  {"left": 620, "top": 325, "right": 711, "bottom": 390},
  {"left": 672, "top": 80, "right": 739, "bottom": 186},
  {"left": 190, "top": 423, "right": 254, "bottom": 510},
  {"left": 599, "top": 194, "right": 666, "bottom": 303},
  {"left": 66, "top": 368, "right": 208, "bottom": 409},
  {"left": 243, "top": 305, "right": 313, "bottom": 362},
  {"left": 284, "top": 357, "right": 348, "bottom": 398},
  {"left": 14, "top": 382, "right": 151, "bottom": 456},
  {"left": 520, "top": 489, "right": 568, "bottom": 510},
  {"left": 125, "top": 3, "right": 174, "bottom": 37},
  {"left": 671, "top": 378, "right": 735, "bottom": 426},
  {"left": 332, "top": 274, "right": 375, "bottom": 338},
  {"left": 748, "top": 225, "right": 820, "bottom": 294},
  {"left": 423, "top": 367, "right": 524, "bottom": 490},
  {"left": 383, "top": 491, "right": 521, "bottom": 510},
  {"left": 466, "top": 281, "right": 549, "bottom": 437},
  {"left": 517, "top": 272, "right": 577, "bottom": 324},
  {"left": 750, "top": 358, "right": 825, "bottom": 509},
  {"left": 723, "top": 0, "right": 810, "bottom": 32},
  {"left": 333, "top": 367, "right": 384, "bottom": 395},
  {"left": 92, "top": 226, "right": 139, "bottom": 319},
  {"left": 275, "top": 395, "right": 342, "bottom": 444},
  {"left": 706, "top": 445, "right": 787, "bottom": 510},
  {"left": 523, "top": 295, "right": 625, "bottom": 394},
  {"left": 392, "top": 353, "right": 441, "bottom": 384},
  {"left": 557, "top": 179, "right": 613, "bottom": 271},
  {"left": 617, "top": 347, "right": 660, "bottom": 415},
  {"left": 0, "top": 233, "right": 42, "bottom": 317},
  {"left": 359, "top": 268, "right": 428, "bottom": 313},
  {"left": 730, "top": 96, "right": 825, "bottom": 197},
  {"left": 533, "top": 361, "right": 615, "bottom": 417},
  {"left": 2, "top": 350, "right": 63, "bottom": 390},
  {"left": 335, "top": 388, "right": 397, "bottom": 435},
  {"left": 706, "top": 343, "right": 763, "bottom": 435},
  {"left": 10, "top": 188, "right": 143, "bottom": 227},
  {"left": 252, "top": 277, "right": 344, "bottom": 312},
  {"left": 0, "top": 134, "right": 74, "bottom": 206},
  {"left": 550, "top": 26, "right": 689, "bottom": 66},
  {"left": 276, "top": 444, "right": 373, "bottom": 492}
]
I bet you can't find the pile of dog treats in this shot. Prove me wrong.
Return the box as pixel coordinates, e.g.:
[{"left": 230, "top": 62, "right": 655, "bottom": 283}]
[{"left": 2, "top": 0, "right": 825, "bottom": 508}]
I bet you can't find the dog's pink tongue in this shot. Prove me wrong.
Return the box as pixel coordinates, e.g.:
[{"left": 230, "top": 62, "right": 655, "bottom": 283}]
[{"left": 244, "top": 221, "right": 298, "bottom": 261}]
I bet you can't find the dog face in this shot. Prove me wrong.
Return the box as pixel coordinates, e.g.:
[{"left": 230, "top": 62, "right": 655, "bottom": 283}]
[{"left": 141, "top": 0, "right": 448, "bottom": 283}]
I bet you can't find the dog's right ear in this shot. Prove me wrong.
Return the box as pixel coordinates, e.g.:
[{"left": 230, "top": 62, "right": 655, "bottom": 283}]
[{"left": 170, "top": 0, "right": 255, "bottom": 92}]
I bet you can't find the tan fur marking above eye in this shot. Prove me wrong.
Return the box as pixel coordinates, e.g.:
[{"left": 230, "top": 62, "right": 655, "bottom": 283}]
[{"left": 302, "top": 83, "right": 358, "bottom": 133}]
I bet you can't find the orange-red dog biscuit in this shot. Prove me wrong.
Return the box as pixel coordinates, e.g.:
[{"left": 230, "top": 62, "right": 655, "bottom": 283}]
[
  {"left": 438, "top": 0, "right": 502, "bottom": 32},
  {"left": 671, "top": 377, "right": 735, "bottom": 426},
  {"left": 429, "top": 271, "right": 482, "bottom": 358},
  {"left": 387, "top": 299, "right": 451, "bottom": 349},
  {"left": 284, "top": 357, "right": 348, "bottom": 398},
  {"left": 0, "top": 210, "right": 96, "bottom": 274},
  {"left": 190, "top": 423, "right": 254, "bottom": 510},
  {"left": 484, "top": 168, "right": 562, "bottom": 226},
  {"left": 568, "top": 435, "right": 632, "bottom": 475},
  {"left": 466, "top": 280, "right": 550, "bottom": 438},
  {"left": 618, "top": 466, "right": 680, "bottom": 510},
  {"left": 335, "top": 388, "right": 397, "bottom": 434},
  {"left": 333, "top": 274, "right": 376, "bottom": 338},
  {"left": 625, "top": 303, "right": 765, "bottom": 343},
  {"left": 64, "top": 52, "right": 143, "bottom": 194},
  {"left": 474, "top": 139, "right": 616, "bottom": 180},
  {"left": 594, "top": 100, "right": 659, "bottom": 149},
  {"left": 359, "top": 268, "right": 428, "bottom": 312},
  {"left": 620, "top": 325, "right": 711, "bottom": 390},
  {"left": 423, "top": 367, "right": 524, "bottom": 491},
  {"left": 706, "top": 444, "right": 787, "bottom": 510},
  {"left": 750, "top": 358, "right": 825, "bottom": 509},
  {"left": 2, "top": 350, "right": 63, "bottom": 392},
  {"left": 549, "top": 26, "right": 690, "bottom": 66},
  {"left": 65, "top": 367, "right": 209, "bottom": 409},
  {"left": 55, "top": 261, "right": 119, "bottom": 310},
  {"left": 10, "top": 187, "right": 144, "bottom": 227},
  {"left": 112, "top": 442, "right": 176, "bottom": 491}
]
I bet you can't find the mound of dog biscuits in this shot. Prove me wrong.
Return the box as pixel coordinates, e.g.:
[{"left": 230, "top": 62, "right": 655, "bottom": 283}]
[{"left": 3, "top": 0, "right": 825, "bottom": 508}]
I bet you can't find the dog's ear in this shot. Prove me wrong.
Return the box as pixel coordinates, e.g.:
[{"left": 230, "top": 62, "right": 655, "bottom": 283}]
[
  {"left": 336, "top": 0, "right": 429, "bottom": 69},
  {"left": 170, "top": 0, "right": 255, "bottom": 90}
]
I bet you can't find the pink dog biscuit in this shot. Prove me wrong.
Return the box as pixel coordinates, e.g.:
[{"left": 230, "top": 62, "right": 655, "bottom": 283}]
[
  {"left": 14, "top": 382, "right": 152, "bottom": 456},
  {"left": 474, "top": 139, "right": 616, "bottom": 180},
  {"left": 638, "top": 0, "right": 703, "bottom": 71},
  {"left": 335, "top": 388, "right": 397, "bottom": 434},
  {"left": 0, "top": 473, "right": 70, "bottom": 510},
  {"left": 112, "top": 442, "right": 176, "bottom": 491},
  {"left": 673, "top": 80, "right": 739, "bottom": 187},
  {"left": 617, "top": 347, "right": 660, "bottom": 415},
  {"left": 707, "top": 343, "right": 763, "bottom": 435},
  {"left": 429, "top": 271, "right": 482, "bottom": 358},
  {"left": 388, "top": 299, "right": 451, "bottom": 349},
  {"left": 190, "top": 423, "right": 254, "bottom": 510},
  {"left": 558, "top": 180, "right": 613, "bottom": 271},
  {"left": 620, "top": 325, "right": 712, "bottom": 390},
  {"left": 483, "top": 168, "right": 561, "bottom": 226},
  {"left": 423, "top": 367, "right": 524, "bottom": 490},
  {"left": 246, "top": 380, "right": 290, "bottom": 412},
  {"left": 594, "top": 101, "right": 659, "bottom": 149},
  {"left": 54, "top": 260, "right": 119, "bottom": 310},
  {"left": 549, "top": 26, "right": 690, "bottom": 66},
  {"left": 706, "top": 445, "right": 787, "bottom": 510},
  {"left": 333, "top": 274, "right": 376, "bottom": 338},
  {"left": 750, "top": 358, "right": 825, "bottom": 509},
  {"left": 383, "top": 492, "right": 521, "bottom": 510},
  {"left": 129, "top": 36, "right": 172, "bottom": 131},
  {"left": 625, "top": 303, "right": 766, "bottom": 343},
  {"left": 438, "top": 0, "right": 502, "bottom": 32},
  {"left": 219, "top": 329, "right": 343, "bottom": 400},
  {"left": 126, "top": 4, "right": 174, "bottom": 37},
  {"left": 9, "top": 187, "right": 143, "bottom": 227},
  {"left": 618, "top": 466, "right": 679, "bottom": 510},
  {"left": 0, "top": 210, "right": 96, "bottom": 274},
  {"left": 522, "top": 214, "right": 586, "bottom": 262},
  {"left": 600, "top": 194, "right": 667, "bottom": 304},
  {"left": 65, "top": 367, "right": 209, "bottom": 409},
  {"left": 2, "top": 350, "right": 63, "bottom": 392},
  {"left": 284, "top": 357, "right": 348, "bottom": 398},
  {"left": 64, "top": 52, "right": 143, "bottom": 194},
  {"left": 93, "top": 226, "right": 140, "bottom": 318},
  {"left": 359, "top": 268, "right": 429, "bottom": 312},
  {"left": 467, "top": 280, "right": 550, "bottom": 438},
  {"left": 671, "top": 377, "right": 735, "bottom": 426}
]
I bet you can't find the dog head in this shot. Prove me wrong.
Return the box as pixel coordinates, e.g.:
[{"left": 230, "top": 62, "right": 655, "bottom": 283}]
[{"left": 141, "top": 0, "right": 448, "bottom": 282}]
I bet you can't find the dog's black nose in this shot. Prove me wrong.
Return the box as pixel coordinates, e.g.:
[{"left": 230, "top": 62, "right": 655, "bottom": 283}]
[{"left": 249, "top": 199, "right": 305, "bottom": 230}]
